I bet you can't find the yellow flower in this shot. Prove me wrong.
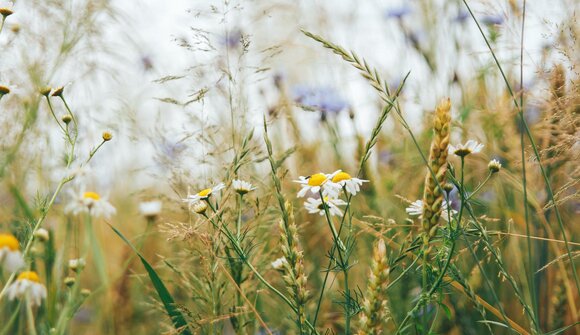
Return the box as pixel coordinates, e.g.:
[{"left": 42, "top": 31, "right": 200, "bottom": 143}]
[
  {"left": 0, "top": 233, "right": 25, "bottom": 272},
  {"left": 7, "top": 271, "right": 47, "bottom": 306},
  {"left": 183, "top": 183, "right": 225, "bottom": 205}
]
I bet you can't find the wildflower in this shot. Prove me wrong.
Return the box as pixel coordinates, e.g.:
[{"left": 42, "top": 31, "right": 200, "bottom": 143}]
[
  {"left": 292, "top": 86, "right": 349, "bottom": 115},
  {"left": 68, "top": 258, "right": 86, "bottom": 273},
  {"left": 449, "top": 140, "right": 484, "bottom": 157},
  {"left": 61, "top": 114, "right": 72, "bottom": 124},
  {"left": 33, "top": 228, "right": 49, "bottom": 242},
  {"left": 304, "top": 196, "right": 347, "bottom": 217},
  {"left": 232, "top": 179, "right": 256, "bottom": 195},
  {"left": 294, "top": 172, "right": 339, "bottom": 198},
  {"left": 191, "top": 201, "right": 208, "bottom": 215},
  {"left": 330, "top": 171, "right": 368, "bottom": 196},
  {"left": 39, "top": 87, "right": 52, "bottom": 96},
  {"left": 0, "top": 233, "right": 25, "bottom": 272},
  {"left": 406, "top": 199, "right": 457, "bottom": 222},
  {"left": 6, "top": 271, "right": 47, "bottom": 306},
  {"left": 183, "top": 183, "right": 225, "bottom": 205},
  {"left": 271, "top": 257, "right": 288, "bottom": 270},
  {"left": 139, "top": 200, "right": 162, "bottom": 220},
  {"left": 481, "top": 15, "right": 504, "bottom": 26},
  {"left": 64, "top": 190, "right": 116, "bottom": 218},
  {"left": 64, "top": 277, "right": 76, "bottom": 287},
  {"left": 51, "top": 86, "right": 64, "bottom": 97},
  {"left": 0, "top": 8, "right": 12, "bottom": 18},
  {"left": 0, "top": 85, "right": 10, "bottom": 96},
  {"left": 488, "top": 159, "right": 502, "bottom": 173},
  {"left": 384, "top": 5, "right": 412, "bottom": 19},
  {"left": 102, "top": 131, "right": 112, "bottom": 142}
]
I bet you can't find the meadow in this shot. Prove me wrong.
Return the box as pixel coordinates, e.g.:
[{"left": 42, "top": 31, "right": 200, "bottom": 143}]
[{"left": 0, "top": 0, "right": 578, "bottom": 334}]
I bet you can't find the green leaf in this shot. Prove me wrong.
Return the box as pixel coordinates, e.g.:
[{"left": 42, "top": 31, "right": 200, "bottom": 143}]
[
  {"left": 544, "top": 322, "right": 580, "bottom": 335},
  {"left": 109, "top": 224, "right": 192, "bottom": 335}
]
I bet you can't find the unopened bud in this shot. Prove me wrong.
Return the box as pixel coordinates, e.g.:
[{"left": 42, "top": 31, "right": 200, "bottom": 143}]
[
  {"left": 64, "top": 277, "right": 76, "bottom": 287},
  {"left": 40, "top": 87, "right": 52, "bottom": 96},
  {"left": 51, "top": 86, "right": 64, "bottom": 97},
  {"left": 62, "top": 114, "right": 72, "bottom": 124},
  {"left": 102, "top": 131, "right": 112, "bottom": 142},
  {"left": 34, "top": 228, "right": 49, "bottom": 242}
]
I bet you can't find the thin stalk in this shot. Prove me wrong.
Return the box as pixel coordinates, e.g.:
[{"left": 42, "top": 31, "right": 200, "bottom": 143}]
[
  {"left": 25, "top": 301, "right": 38, "bottom": 335},
  {"left": 319, "top": 192, "right": 350, "bottom": 335}
]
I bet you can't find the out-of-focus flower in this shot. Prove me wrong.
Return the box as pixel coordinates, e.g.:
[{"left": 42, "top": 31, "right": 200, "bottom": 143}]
[
  {"left": 183, "top": 183, "right": 225, "bottom": 205},
  {"left": 449, "top": 140, "right": 484, "bottom": 157},
  {"left": 406, "top": 199, "right": 457, "bottom": 221},
  {"left": 481, "top": 15, "right": 504, "bottom": 26},
  {"left": 33, "top": 228, "right": 49, "bottom": 242},
  {"left": 64, "top": 190, "right": 116, "bottom": 218},
  {"left": 6, "top": 271, "right": 47, "bottom": 306},
  {"left": 384, "top": 5, "right": 412, "bottom": 19},
  {"left": 294, "top": 172, "right": 340, "bottom": 198},
  {"left": 191, "top": 201, "right": 208, "bottom": 215},
  {"left": 271, "top": 257, "right": 288, "bottom": 270},
  {"left": 220, "top": 29, "right": 242, "bottom": 48},
  {"left": 68, "top": 258, "right": 86, "bottom": 273},
  {"left": 330, "top": 171, "right": 368, "bottom": 196},
  {"left": 454, "top": 11, "right": 469, "bottom": 23},
  {"left": 0, "top": 233, "right": 25, "bottom": 272},
  {"left": 292, "top": 86, "right": 349, "bottom": 115},
  {"left": 233, "top": 179, "right": 256, "bottom": 195},
  {"left": 488, "top": 159, "right": 502, "bottom": 173},
  {"left": 139, "top": 201, "right": 162, "bottom": 220},
  {"left": 304, "top": 196, "right": 347, "bottom": 217}
]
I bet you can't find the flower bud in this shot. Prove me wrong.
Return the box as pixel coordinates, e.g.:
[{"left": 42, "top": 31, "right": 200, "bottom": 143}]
[
  {"left": 62, "top": 114, "right": 72, "bottom": 124},
  {"left": 40, "top": 87, "right": 52, "bottom": 96},
  {"left": 64, "top": 276, "right": 76, "bottom": 287},
  {"left": 488, "top": 159, "right": 502, "bottom": 174},
  {"left": 34, "top": 228, "right": 50, "bottom": 242},
  {"left": 51, "top": 86, "right": 64, "bottom": 97},
  {"left": 102, "top": 131, "right": 112, "bottom": 142}
]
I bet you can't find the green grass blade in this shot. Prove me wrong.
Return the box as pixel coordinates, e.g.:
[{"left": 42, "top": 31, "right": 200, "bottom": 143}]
[{"left": 109, "top": 224, "right": 192, "bottom": 335}]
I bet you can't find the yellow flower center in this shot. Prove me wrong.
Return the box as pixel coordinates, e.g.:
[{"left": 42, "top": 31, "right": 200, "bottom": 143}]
[
  {"left": 197, "top": 188, "right": 212, "bottom": 197},
  {"left": 332, "top": 172, "right": 352, "bottom": 183},
  {"left": 0, "top": 234, "right": 19, "bottom": 251},
  {"left": 17, "top": 271, "right": 41, "bottom": 283},
  {"left": 83, "top": 192, "right": 101, "bottom": 201},
  {"left": 307, "top": 173, "right": 327, "bottom": 186}
]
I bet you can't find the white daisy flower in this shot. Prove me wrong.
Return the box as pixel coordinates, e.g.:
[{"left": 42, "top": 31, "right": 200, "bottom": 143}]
[
  {"left": 191, "top": 201, "right": 208, "bottom": 215},
  {"left": 139, "top": 200, "right": 162, "bottom": 219},
  {"left": 6, "top": 271, "right": 47, "bottom": 306},
  {"left": 406, "top": 199, "right": 457, "bottom": 222},
  {"left": 0, "top": 233, "right": 25, "bottom": 273},
  {"left": 449, "top": 140, "right": 484, "bottom": 157},
  {"left": 294, "top": 171, "right": 340, "bottom": 198},
  {"left": 304, "top": 196, "right": 347, "bottom": 217},
  {"left": 232, "top": 179, "right": 256, "bottom": 195},
  {"left": 271, "top": 257, "right": 288, "bottom": 270},
  {"left": 330, "top": 171, "right": 368, "bottom": 196},
  {"left": 64, "top": 190, "right": 116, "bottom": 219},
  {"left": 183, "top": 183, "right": 225, "bottom": 204}
]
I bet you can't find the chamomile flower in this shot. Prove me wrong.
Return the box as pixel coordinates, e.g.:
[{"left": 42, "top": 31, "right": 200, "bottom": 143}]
[
  {"left": 191, "top": 201, "right": 208, "bottom": 215},
  {"left": 139, "top": 200, "right": 162, "bottom": 220},
  {"left": 304, "top": 196, "right": 347, "bottom": 216},
  {"left": 183, "top": 183, "right": 225, "bottom": 205},
  {"left": 330, "top": 171, "right": 368, "bottom": 196},
  {"left": 64, "top": 190, "right": 116, "bottom": 218},
  {"left": 294, "top": 171, "right": 340, "bottom": 198},
  {"left": 0, "top": 233, "right": 25, "bottom": 273},
  {"left": 488, "top": 159, "right": 502, "bottom": 173},
  {"left": 271, "top": 257, "right": 288, "bottom": 270},
  {"left": 405, "top": 199, "right": 457, "bottom": 222},
  {"left": 6, "top": 271, "right": 47, "bottom": 306},
  {"left": 449, "top": 140, "right": 484, "bottom": 157},
  {"left": 232, "top": 179, "right": 256, "bottom": 195}
]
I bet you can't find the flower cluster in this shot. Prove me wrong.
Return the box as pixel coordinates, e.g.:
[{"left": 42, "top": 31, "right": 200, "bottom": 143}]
[
  {"left": 184, "top": 179, "right": 256, "bottom": 214},
  {"left": 295, "top": 170, "right": 368, "bottom": 216}
]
